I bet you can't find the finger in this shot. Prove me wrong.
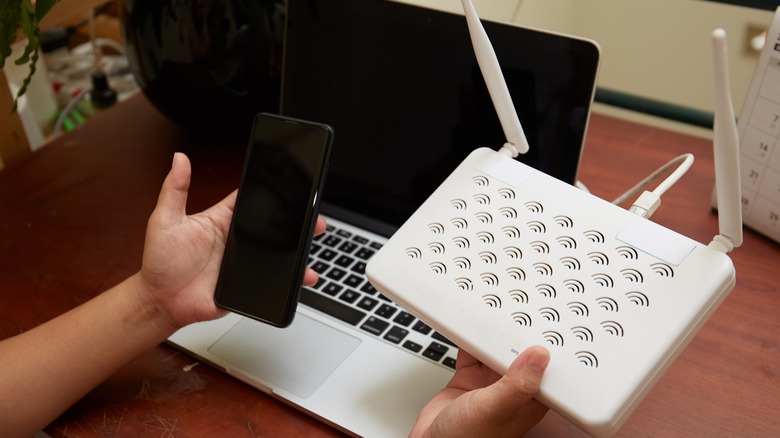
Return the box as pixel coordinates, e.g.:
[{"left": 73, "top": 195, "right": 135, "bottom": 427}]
[
  {"left": 315, "top": 216, "right": 327, "bottom": 235},
  {"left": 202, "top": 189, "right": 237, "bottom": 235},
  {"left": 302, "top": 268, "right": 319, "bottom": 287},
  {"left": 154, "top": 153, "right": 192, "bottom": 226},
  {"left": 505, "top": 345, "right": 549, "bottom": 398},
  {"left": 454, "top": 349, "right": 480, "bottom": 369},
  {"left": 469, "top": 345, "right": 549, "bottom": 420}
]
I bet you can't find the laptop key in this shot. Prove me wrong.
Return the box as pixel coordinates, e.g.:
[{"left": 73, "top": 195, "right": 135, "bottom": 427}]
[
  {"left": 413, "top": 320, "right": 432, "bottom": 335},
  {"left": 360, "top": 316, "right": 390, "bottom": 336},
  {"left": 311, "top": 260, "right": 330, "bottom": 273},
  {"left": 351, "top": 261, "right": 367, "bottom": 274},
  {"left": 322, "top": 282, "right": 344, "bottom": 296},
  {"left": 300, "top": 288, "right": 366, "bottom": 326},
  {"left": 343, "top": 274, "right": 363, "bottom": 288},
  {"left": 403, "top": 340, "right": 423, "bottom": 353},
  {"left": 339, "top": 241, "right": 358, "bottom": 254},
  {"left": 432, "top": 331, "right": 458, "bottom": 348},
  {"left": 423, "top": 342, "right": 449, "bottom": 362},
  {"left": 393, "top": 311, "right": 415, "bottom": 327},
  {"left": 319, "top": 249, "right": 338, "bottom": 261},
  {"left": 322, "top": 235, "right": 342, "bottom": 247},
  {"left": 384, "top": 326, "right": 409, "bottom": 344},
  {"left": 355, "top": 247, "right": 375, "bottom": 260},
  {"left": 326, "top": 267, "right": 347, "bottom": 281},
  {"left": 375, "top": 304, "right": 397, "bottom": 318},
  {"left": 443, "top": 357, "right": 457, "bottom": 369},
  {"left": 357, "top": 296, "right": 379, "bottom": 311},
  {"left": 369, "top": 241, "right": 383, "bottom": 250},
  {"left": 335, "top": 255, "right": 355, "bottom": 268},
  {"left": 360, "top": 282, "right": 377, "bottom": 295},
  {"left": 339, "top": 289, "right": 361, "bottom": 304}
]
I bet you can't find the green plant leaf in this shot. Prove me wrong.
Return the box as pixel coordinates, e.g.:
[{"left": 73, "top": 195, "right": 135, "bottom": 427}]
[
  {"left": 15, "top": 0, "right": 37, "bottom": 66},
  {"left": 1, "top": 0, "right": 61, "bottom": 112},
  {"left": 35, "top": 0, "right": 61, "bottom": 22},
  {"left": 0, "top": 0, "right": 23, "bottom": 69}
]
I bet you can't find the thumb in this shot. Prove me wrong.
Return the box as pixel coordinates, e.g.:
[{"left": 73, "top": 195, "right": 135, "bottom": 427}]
[
  {"left": 153, "top": 153, "right": 191, "bottom": 226},
  {"left": 469, "top": 346, "right": 550, "bottom": 432}
]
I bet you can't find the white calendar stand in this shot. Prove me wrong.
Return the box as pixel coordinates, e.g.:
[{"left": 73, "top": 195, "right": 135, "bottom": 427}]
[{"left": 727, "top": 7, "right": 780, "bottom": 244}]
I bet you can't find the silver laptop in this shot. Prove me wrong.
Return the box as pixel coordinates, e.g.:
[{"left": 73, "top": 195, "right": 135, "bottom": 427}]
[{"left": 168, "top": 0, "right": 600, "bottom": 436}]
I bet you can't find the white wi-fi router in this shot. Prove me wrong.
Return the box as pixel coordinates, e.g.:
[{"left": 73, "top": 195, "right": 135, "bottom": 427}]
[{"left": 365, "top": 1, "right": 743, "bottom": 436}]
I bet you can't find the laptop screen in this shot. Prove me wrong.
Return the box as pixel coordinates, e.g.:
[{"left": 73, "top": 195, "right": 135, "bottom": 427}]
[{"left": 281, "top": 0, "right": 600, "bottom": 235}]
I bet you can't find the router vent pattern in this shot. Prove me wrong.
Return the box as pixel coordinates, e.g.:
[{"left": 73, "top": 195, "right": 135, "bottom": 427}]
[{"left": 402, "top": 173, "right": 675, "bottom": 369}]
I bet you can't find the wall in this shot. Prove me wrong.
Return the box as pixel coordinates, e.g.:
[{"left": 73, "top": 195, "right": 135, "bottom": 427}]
[{"left": 405, "top": 0, "right": 776, "bottom": 136}]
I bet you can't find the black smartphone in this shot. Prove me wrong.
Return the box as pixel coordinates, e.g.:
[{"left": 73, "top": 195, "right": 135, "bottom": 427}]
[{"left": 214, "top": 113, "right": 334, "bottom": 327}]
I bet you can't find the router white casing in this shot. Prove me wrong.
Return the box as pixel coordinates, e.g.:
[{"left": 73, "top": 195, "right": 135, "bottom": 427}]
[
  {"left": 366, "top": 148, "right": 735, "bottom": 436},
  {"left": 367, "top": 1, "right": 740, "bottom": 436}
]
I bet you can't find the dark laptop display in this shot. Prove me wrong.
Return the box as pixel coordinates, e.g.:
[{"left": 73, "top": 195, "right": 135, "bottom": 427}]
[
  {"left": 169, "top": 2, "right": 602, "bottom": 436},
  {"left": 281, "top": 0, "right": 599, "bottom": 234}
]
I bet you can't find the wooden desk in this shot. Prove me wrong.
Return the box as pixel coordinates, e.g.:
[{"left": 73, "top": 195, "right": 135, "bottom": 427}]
[{"left": 1, "top": 94, "right": 778, "bottom": 437}]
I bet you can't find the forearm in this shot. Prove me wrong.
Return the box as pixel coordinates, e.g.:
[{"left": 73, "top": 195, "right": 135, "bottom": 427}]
[{"left": 0, "top": 273, "right": 175, "bottom": 437}]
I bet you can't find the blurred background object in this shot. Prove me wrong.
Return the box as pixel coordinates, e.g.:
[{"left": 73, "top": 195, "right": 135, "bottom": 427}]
[{"left": 120, "top": 0, "right": 285, "bottom": 132}]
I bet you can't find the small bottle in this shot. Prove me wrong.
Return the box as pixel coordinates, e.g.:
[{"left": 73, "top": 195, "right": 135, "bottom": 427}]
[{"left": 89, "top": 70, "right": 117, "bottom": 109}]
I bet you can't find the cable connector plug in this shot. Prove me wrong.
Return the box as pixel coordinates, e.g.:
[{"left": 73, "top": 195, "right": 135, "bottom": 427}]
[{"left": 629, "top": 191, "right": 661, "bottom": 218}]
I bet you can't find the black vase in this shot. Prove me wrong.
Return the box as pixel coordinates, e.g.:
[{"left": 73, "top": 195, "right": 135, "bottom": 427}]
[{"left": 120, "top": 0, "right": 285, "bottom": 131}]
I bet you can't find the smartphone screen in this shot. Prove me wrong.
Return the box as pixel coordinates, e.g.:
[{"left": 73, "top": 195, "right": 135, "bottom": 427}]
[{"left": 214, "top": 113, "right": 334, "bottom": 327}]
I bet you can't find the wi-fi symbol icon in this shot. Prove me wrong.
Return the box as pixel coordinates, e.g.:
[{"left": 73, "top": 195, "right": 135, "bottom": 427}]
[
  {"left": 472, "top": 175, "right": 489, "bottom": 186},
  {"left": 601, "top": 320, "right": 625, "bottom": 337},
  {"left": 524, "top": 201, "right": 544, "bottom": 213},
  {"left": 563, "top": 279, "right": 585, "bottom": 294},
  {"left": 509, "top": 289, "right": 529, "bottom": 303},
  {"left": 543, "top": 331, "right": 564, "bottom": 347},
  {"left": 453, "top": 257, "right": 472, "bottom": 270},
  {"left": 450, "top": 198, "right": 467, "bottom": 210},
  {"left": 455, "top": 277, "right": 473, "bottom": 291},
  {"left": 428, "top": 242, "right": 445, "bottom": 254},
  {"left": 533, "top": 262, "right": 553, "bottom": 276},
  {"left": 498, "top": 188, "right": 516, "bottom": 199},
  {"left": 511, "top": 312, "right": 533, "bottom": 327},
  {"left": 539, "top": 307, "right": 560, "bottom": 322},
  {"left": 480, "top": 272, "right": 500, "bottom": 286},
  {"left": 571, "top": 326, "right": 594, "bottom": 342},
  {"left": 452, "top": 236, "right": 470, "bottom": 249},
  {"left": 504, "top": 246, "right": 522, "bottom": 259},
  {"left": 596, "top": 297, "right": 619, "bottom": 312},
  {"left": 592, "top": 273, "right": 614, "bottom": 288},
  {"left": 507, "top": 267, "right": 526, "bottom": 281},
  {"left": 536, "top": 284, "right": 557, "bottom": 298},
  {"left": 479, "top": 251, "right": 497, "bottom": 264},
  {"left": 405, "top": 247, "right": 422, "bottom": 259},
  {"left": 576, "top": 351, "right": 599, "bottom": 368},
  {"left": 567, "top": 301, "right": 589, "bottom": 317},
  {"left": 477, "top": 231, "right": 495, "bottom": 244},
  {"left": 482, "top": 294, "right": 502, "bottom": 308},
  {"left": 651, "top": 263, "right": 675, "bottom": 277},
  {"left": 429, "top": 262, "right": 447, "bottom": 275},
  {"left": 626, "top": 291, "right": 649, "bottom": 307},
  {"left": 527, "top": 221, "right": 547, "bottom": 234},
  {"left": 621, "top": 268, "right": 644, "bottom": 283}
]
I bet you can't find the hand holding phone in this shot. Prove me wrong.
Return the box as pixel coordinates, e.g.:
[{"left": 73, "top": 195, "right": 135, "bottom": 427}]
[{"left": 214, "top": 113, "right": 334, "bottom": 327}]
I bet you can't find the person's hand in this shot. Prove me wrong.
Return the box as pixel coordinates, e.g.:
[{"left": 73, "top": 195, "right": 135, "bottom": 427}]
[
  {"left": 411, "top": 346, "right": 550, "bottom": 438},
  {"left": 134, "top": 152, "right": 326, "bottom": 332}
]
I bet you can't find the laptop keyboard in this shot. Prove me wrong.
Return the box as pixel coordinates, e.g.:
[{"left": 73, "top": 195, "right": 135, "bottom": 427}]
[{"left": 302, "top": 220, "right": 458, "bottom": 370}]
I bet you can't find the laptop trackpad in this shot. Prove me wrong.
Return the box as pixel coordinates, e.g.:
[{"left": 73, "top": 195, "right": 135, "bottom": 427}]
[{"left": 207, "top": 314, "right": 361, "bottom": 399}]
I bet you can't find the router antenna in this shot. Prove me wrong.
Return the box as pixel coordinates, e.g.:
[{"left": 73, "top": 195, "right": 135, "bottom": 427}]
[
  {"left": 461, "top": 0, "right": 529, "bottom": 157},
  {"left": 709, "top": 28, "right": 743, "bottom": 253}
]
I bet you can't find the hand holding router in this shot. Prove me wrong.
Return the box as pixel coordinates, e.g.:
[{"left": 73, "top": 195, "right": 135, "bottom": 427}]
[{"left": 366, "top": 1, "right": 742, "bottom": 436}]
